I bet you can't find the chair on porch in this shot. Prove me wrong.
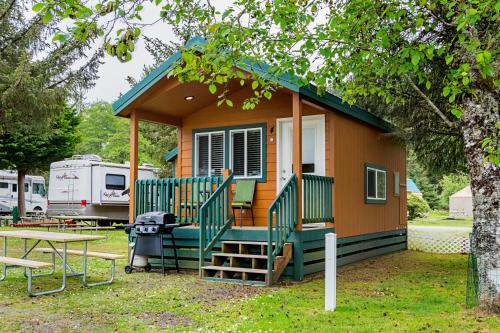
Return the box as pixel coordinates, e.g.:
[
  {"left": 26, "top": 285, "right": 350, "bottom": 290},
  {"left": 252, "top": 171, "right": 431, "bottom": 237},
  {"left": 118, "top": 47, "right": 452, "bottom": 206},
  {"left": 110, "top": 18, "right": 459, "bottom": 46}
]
[{"left": 231, "top": 180, "right": 256, "bottom": 227}]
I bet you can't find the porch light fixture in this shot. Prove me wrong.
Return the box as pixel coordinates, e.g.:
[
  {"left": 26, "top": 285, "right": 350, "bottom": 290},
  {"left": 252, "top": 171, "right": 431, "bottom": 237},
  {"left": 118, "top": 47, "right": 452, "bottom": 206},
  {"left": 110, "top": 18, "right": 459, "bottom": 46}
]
[{"left": 184, "top": 95, "right": 194, "bottom": 101}]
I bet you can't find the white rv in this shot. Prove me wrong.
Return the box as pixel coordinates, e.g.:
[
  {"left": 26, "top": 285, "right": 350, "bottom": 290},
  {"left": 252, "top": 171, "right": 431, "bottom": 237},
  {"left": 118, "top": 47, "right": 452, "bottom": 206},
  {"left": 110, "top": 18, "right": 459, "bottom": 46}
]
[
  {"left": 0, "top": 170, "right": 47, "bottom": 214},
  {"left": 47, "top": 155, "right": 158, "bottom": 225}
]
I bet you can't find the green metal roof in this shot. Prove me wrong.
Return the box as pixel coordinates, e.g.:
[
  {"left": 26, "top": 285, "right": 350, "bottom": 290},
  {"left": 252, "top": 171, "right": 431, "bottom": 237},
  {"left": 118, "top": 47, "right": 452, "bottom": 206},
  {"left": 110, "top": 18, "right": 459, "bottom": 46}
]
[
  {"left": 112, "top": 36, "right": 394, "bottom": 132},
  {"left": 164, "top": 147, "right": 178, "bottom": 163}
]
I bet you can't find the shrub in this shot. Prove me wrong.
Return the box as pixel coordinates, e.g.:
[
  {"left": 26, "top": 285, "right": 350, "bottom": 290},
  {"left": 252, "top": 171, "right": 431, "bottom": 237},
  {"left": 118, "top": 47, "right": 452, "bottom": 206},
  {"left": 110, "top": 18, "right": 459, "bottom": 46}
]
[{"left": 407, "top": 193, "right": 431, "bottom": 220}]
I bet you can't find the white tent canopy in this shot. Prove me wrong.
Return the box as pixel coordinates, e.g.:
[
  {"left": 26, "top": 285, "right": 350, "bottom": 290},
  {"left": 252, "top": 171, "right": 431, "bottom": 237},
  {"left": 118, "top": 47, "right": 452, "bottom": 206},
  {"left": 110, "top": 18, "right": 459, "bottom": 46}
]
[{"left": 449, "top": 186, "right": 473, "bottom": 218}]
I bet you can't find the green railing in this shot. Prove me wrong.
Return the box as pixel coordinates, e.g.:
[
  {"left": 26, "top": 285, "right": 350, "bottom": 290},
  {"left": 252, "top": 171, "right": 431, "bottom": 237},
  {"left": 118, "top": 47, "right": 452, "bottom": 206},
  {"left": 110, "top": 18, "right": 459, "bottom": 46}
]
[
  {"left": 199, "top": 172, "right": 234, "bottom": 272},
  {"left": 303, "top": 174, "right": 334, "bottom": 223},
  {"left": 267, "top": 174, "right": 298, "bottom": 285},
  {"left": 134, "top": 176, "right": 223, "bottom": 223}
]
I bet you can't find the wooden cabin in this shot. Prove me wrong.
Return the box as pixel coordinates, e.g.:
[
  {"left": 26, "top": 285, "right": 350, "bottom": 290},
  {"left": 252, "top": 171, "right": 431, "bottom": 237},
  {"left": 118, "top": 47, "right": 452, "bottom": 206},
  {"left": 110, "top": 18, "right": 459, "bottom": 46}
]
[{"left": 113, "top": 38, "right": 407, "bottom": 285}]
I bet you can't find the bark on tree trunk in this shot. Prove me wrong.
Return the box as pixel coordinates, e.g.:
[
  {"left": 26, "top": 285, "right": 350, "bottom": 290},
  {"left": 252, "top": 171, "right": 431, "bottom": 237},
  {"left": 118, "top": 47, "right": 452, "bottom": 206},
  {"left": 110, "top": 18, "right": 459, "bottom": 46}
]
[
  {"left": 17, "top": 170, "right": 26, "bottom": 217},
  {"left": 461, "top": 91, "right": 500, "bottom": 311}
]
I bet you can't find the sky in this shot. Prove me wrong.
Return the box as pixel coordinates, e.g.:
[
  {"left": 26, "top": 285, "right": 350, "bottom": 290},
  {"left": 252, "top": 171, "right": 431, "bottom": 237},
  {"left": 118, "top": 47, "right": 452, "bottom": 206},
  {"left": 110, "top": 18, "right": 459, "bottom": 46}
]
[{"left": 84, "top": 5, "right": 176, "bottom": 104}]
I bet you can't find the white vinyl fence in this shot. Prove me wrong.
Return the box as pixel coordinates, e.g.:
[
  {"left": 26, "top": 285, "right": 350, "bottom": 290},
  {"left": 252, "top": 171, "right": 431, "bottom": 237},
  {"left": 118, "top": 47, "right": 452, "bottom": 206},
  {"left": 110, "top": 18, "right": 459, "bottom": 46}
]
[{"left": 408, "top": 226, "right": 471, "bottom": 254}]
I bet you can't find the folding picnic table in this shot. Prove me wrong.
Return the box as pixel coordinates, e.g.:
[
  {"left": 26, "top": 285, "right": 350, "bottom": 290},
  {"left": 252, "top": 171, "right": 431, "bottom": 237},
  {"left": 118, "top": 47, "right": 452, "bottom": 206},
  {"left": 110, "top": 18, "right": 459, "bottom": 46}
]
[{"left": 0, "top": 230, "right": 105, "bottom": 296}]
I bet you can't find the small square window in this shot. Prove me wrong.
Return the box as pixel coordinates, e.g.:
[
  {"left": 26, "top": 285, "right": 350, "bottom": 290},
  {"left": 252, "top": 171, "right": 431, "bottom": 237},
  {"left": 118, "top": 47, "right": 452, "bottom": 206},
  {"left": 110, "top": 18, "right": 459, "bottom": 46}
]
[{"left": 365, "top": 164, "right": 387, "bottom": 204}]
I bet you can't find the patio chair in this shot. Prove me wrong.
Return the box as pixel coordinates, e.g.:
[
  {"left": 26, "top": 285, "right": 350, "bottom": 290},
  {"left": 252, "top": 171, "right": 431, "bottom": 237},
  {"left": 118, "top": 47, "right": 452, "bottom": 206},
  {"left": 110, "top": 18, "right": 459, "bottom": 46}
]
[{"left": 231, "top": 180, "right": 256, "bottom": 227}]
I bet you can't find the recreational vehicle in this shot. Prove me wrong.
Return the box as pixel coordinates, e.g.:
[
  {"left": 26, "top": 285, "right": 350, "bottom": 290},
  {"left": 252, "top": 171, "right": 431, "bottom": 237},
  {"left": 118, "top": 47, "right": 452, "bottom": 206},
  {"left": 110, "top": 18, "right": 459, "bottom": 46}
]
[
  {"left": 47, "top": 155, "right": 158, "bottom": 224},
  {"left": 0, "top": 170, "right": 47, "bottom": 214}
]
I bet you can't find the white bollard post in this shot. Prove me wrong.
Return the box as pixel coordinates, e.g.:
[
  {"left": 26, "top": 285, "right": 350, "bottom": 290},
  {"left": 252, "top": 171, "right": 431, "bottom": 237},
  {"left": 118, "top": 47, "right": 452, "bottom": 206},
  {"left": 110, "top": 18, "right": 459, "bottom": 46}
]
[{"left": 325, "top": 232, "right": 337, "bottom": 311}]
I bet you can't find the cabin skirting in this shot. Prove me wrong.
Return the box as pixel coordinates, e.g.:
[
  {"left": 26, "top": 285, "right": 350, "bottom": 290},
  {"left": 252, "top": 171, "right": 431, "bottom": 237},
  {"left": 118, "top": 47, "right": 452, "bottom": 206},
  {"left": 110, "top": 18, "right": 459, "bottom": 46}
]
[{"left": 129, "top": 227, "right": 407, "bottom": 281}]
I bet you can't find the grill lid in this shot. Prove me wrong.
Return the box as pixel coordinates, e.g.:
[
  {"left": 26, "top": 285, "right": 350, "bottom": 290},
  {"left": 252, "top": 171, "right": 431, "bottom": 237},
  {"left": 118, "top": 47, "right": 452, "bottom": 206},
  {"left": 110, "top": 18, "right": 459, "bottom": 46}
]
[{"left": 135, "top": 212, "right": 176, "bottom": 225}]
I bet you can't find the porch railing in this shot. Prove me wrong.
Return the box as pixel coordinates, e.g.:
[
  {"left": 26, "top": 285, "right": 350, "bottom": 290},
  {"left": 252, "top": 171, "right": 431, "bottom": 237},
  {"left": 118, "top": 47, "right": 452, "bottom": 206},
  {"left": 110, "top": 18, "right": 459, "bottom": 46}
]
[
  {"left": 134, "top": 176, "right": 223, "bottom": 223},
  {"left": 303, "top": 174, "right": 334, "bottom": 223},
  {"left": 199, "top": 172, "right": 234, "bottom": 272},
  {"left": 267, "top": 174, "right": 298, "bottom": 285}
]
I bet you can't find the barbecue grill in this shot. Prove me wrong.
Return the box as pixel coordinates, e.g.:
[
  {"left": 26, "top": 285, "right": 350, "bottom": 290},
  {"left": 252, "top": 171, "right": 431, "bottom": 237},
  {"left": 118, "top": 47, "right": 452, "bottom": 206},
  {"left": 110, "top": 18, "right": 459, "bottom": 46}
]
[{"left": 124, "top": 212, "right": 185, "bottom": 275}]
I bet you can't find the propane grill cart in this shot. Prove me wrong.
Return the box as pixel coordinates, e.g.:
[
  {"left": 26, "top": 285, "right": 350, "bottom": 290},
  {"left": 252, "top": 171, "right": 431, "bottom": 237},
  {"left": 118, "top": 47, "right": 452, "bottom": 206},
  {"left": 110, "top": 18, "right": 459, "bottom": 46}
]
[{"left": 124, "top": 212, "right": 186, "bottom": 275}]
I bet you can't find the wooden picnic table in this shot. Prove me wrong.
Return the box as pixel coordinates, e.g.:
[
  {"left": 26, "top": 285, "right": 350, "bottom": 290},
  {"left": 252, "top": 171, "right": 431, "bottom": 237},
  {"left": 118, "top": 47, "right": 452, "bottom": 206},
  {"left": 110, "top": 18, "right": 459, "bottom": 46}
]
[
  {"left": 0, "top": 230, "right": 105, "bottom": 296},
  {"left": 52, "top": 215, "right": 109, "bottom": 228}
]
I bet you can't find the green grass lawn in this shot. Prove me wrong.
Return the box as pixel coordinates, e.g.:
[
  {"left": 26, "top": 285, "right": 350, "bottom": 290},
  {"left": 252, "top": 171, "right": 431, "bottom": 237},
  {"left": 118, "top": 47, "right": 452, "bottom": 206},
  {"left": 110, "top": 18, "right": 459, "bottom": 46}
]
[
  {"left": 409, "top": 210, "right": 473, "bottom": 228},
  {"left": 0, "top": 228, "right": 498, "bottom": 332}
]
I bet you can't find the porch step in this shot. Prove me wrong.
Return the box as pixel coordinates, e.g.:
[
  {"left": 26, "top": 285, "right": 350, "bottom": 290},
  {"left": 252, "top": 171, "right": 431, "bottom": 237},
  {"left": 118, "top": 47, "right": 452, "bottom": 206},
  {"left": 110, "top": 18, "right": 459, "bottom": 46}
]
[
  {"left": 201, "top": 240, "right": 293, "bottom": 285},
  {"left": 202, "top": 265, "right": 268, "bottom": 274},
  {"left": 212, "top": 253, "right": 267, "bottom": 259}
]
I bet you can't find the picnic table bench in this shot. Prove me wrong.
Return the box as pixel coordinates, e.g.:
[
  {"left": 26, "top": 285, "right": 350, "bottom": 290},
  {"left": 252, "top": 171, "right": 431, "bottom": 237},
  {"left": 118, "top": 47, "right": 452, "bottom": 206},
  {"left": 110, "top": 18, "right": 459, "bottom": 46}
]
[
  {"left": 34, "top": 248, "right": 124, "bottom": 287},
  {"left": 0, "top": 230, "right": 122, "bottom": 296}
]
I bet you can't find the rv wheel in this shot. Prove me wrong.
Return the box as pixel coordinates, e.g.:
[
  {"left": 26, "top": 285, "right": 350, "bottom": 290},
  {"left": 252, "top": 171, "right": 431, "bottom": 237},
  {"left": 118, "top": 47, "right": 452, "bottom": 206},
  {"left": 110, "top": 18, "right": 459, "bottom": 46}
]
[
  {"left": 124, "top": 265, "right": 133, "bottom": 274},
  {"left": 144, "top": 263, "right": 152, "bottom": 272}
]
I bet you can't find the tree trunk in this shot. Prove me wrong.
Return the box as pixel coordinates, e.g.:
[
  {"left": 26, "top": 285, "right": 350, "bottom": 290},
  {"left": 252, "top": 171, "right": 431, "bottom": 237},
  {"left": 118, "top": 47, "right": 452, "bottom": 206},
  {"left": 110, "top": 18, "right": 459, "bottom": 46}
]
[
  {"left": 461, "top": 91, "right": 500, "bottom": 311},
  {"left": 17, "top": 170, "right": 26, "bottom": 217}
]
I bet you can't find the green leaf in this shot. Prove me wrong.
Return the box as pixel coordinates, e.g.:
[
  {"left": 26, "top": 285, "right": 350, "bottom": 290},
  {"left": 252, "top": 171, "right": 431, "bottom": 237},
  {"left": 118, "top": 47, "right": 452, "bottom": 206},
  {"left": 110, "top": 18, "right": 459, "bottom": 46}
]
[
  {"left": 225, "top": 99, "right": 233, "bottom": 107},
  {"left": 445, "top": 54, "right": 453, "bottom": 65},
  {"left": 449, "top": 94, "right": 455, "bottom": 103},
  {"left": 462, "top": 76, "right": 469, "bottom": 86},
  {"left": 425, "top": 81, "right": 431, "bottom": 90},
  {"left": 411, "top": 52, "right": 420, "bottom": 66},
  {"left": 240, "top": 79, "right": 245, "bottom": 86},
  {"left": 208, "top": 84, "right": 216, "bottom": 94},
  {"left": 42, "top": 10, "right": 53, "bottom": 24},
  {"left": 443, "top": 86, "right": 451, "bottom": 97},
  {"left": 32, "top": 3, "right": 44, "bottom": 12},
  {"left": 251, "top": 81, "right": 259, "bottom": 90},
  {"left": 264, "top": 91, "right": 272, "bottom": 100}
]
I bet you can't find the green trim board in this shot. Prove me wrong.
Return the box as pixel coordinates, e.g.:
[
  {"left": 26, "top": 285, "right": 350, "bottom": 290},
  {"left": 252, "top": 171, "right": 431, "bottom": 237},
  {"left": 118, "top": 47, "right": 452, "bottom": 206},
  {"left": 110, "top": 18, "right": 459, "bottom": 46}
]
[
  {"left": 164, "top": 147, "right": 178, "bottom": 163},
  {"left": 364, "top": 162, "right": 388, "bottom": 205},
  {"left": 112, "top": 36, "right": 395, "bottom": 133},
  {"left": 191, "top": 123, "right": 267, "bottom": 182}
]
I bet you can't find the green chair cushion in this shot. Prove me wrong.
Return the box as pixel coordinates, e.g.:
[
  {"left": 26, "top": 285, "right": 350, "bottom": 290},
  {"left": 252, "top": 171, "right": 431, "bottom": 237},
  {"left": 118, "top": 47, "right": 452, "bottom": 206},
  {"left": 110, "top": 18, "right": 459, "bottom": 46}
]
[{"left": 232, "top": 180, "right": 256, "bottom": 204}]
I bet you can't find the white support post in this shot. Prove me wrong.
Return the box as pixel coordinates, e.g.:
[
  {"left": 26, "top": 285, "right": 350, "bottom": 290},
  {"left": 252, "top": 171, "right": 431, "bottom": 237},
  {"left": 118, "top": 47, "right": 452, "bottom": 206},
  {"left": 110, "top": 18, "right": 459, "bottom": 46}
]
[{"left": 325, "top": 232, "right": 337, "bottom": 311}]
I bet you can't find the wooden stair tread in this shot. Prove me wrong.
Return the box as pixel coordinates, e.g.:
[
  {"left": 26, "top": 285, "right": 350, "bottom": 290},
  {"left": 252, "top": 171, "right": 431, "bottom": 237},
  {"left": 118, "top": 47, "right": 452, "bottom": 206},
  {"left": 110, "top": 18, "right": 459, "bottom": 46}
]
[
  {"left": 221, "top": 241, "right": 274, "bottom": 246},
  {"left": 202, "top": 265, "right": 268, "bottom": 274},
  {"left": 0, "top": 256, "right": 52, "bottom": 269},
  {"left": 213, "top": 253, "right": 267, "bottom": 259}
]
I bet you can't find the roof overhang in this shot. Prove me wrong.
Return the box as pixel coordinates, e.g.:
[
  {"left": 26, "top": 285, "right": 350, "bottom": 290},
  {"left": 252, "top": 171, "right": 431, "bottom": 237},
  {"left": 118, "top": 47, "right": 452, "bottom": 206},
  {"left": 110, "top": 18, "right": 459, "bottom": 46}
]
[{"left": 112, "top": 36, "right": 394, "bottom": 133}]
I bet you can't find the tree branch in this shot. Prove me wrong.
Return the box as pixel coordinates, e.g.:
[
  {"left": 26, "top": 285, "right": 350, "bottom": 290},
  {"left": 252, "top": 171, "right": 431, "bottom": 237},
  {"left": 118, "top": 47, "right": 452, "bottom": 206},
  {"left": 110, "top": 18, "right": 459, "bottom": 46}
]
[{"left": 404, "top": 74, "right": 455, "bottom": 128}]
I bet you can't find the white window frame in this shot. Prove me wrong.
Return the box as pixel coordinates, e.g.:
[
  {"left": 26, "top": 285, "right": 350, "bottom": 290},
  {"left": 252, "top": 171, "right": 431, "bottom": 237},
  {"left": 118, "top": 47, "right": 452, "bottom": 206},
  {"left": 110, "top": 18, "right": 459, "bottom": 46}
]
[
  {"left": 194, "top": 131, "right": 225, "bottom": 177},
  {"left": 229, "top": 127, "right": 263, "bottom": 179},
  {"left": 366, "top": 166, "right": 387, "bottom": 201}
]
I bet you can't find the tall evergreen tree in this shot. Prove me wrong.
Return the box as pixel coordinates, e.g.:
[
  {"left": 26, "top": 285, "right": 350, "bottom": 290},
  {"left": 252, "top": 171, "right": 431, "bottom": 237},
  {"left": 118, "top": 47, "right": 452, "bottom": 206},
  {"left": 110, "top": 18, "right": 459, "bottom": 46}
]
[
  {"left": 0, "top": 0, "right": 102, "bottom": 214},
  {"left": 0, "top": 108, "right": 80, "bottom": 214}
]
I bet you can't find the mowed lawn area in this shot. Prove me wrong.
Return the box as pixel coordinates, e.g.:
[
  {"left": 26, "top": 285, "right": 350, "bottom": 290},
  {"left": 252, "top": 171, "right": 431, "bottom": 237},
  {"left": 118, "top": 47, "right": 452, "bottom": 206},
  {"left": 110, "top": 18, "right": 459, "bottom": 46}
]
[
  {"left": 0, "top": 228, "right": 498, "bottom": 332},
  {"left": 409, "top": 211, "right": 473, "bottom": 228}
]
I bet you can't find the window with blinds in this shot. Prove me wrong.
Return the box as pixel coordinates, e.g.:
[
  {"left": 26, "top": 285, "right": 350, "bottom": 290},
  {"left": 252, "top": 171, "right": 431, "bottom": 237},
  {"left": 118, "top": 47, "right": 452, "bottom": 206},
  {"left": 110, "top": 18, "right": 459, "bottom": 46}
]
[
  {"left": 230, "top": 128, "right": 262, "bottom": 178},
  {"left": 195, "top": 132, "right": 224, "bottom": 177}
]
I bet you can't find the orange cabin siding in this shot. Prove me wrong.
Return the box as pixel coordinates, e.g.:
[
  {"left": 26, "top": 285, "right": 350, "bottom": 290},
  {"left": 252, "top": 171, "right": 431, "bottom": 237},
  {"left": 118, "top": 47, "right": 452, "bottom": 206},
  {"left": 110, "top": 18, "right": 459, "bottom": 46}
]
[{"left": 171, "top": 86, "right": 406, "bottom": 236}]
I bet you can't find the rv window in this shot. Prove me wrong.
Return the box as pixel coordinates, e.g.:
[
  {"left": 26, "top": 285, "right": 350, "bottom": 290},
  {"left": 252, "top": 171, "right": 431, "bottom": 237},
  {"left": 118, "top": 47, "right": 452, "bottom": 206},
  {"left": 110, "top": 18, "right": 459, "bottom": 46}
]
[
  {"left": 106, "top": 174, "right": 126, "bottom": 190},
  {"left": 0, "top": 182, "right": 8, "bottom": 189},
  {"left": 12, "top": 184, "right": 17, "bottom": 192},
  {"left": 24, "top": 183, "right": 29, "bottom": 192},
  {"left": 365, "top": 164, "right": 387, "bottom": 204},
  {"left": 33, "top": 183, "right": 46, "bottom": 195}
]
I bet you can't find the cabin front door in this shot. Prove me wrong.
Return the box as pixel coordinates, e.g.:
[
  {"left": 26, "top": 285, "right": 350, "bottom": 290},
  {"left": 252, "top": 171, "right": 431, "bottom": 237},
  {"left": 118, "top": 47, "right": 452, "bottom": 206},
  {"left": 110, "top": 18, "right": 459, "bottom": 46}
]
[{"left": 276, "top": 115, "right": 326, "bottom": 192}]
